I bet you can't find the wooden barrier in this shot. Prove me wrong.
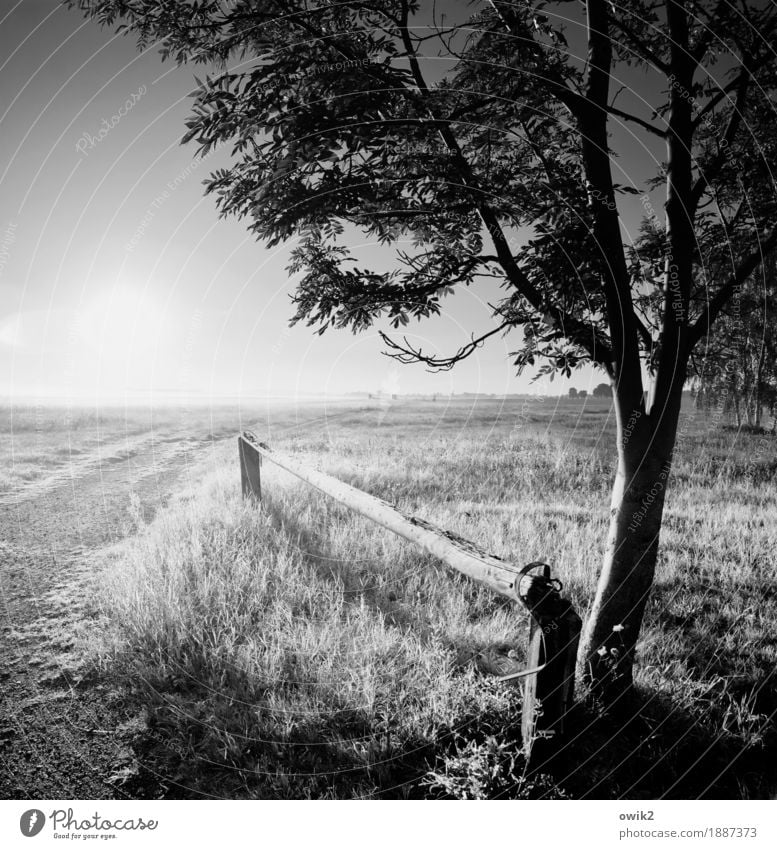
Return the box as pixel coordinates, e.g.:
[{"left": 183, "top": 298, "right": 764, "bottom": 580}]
[
  {"left": 238, "top": 430, "right": 579, "bottom": 763},
  {"left": 238, "top": 435, "right": 262, "bottom": 500},
  {"left": 517, "top": 564, "right": 582, "bottom": 767},
  {"left": 238, "top": 431, "right": 521, "bottom": 599}
]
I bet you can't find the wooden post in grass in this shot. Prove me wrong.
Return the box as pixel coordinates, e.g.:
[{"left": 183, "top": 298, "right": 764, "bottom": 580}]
[
  {"left": 517, "top": 564, "right": 582, "bottom": 767},
  {"left": 236, "top": 433, "right": 582, "bottom": 764},
  {"left": 237, "top": 431, "right": 524, "bottom": 599},
  {"left": 238, "top": 435, "right": 261, "bottom": 500}
]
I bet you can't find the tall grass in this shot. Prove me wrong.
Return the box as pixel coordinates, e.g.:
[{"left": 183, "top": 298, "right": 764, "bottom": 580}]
[
  {"left": 99, "top": 472, "right": 521, "bottom": 798},
  {"left": 89, "top": 398, "right": 777, "bottom": 798}
]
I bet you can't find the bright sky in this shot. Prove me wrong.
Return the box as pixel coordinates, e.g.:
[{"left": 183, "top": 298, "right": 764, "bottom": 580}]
[{"left": 0, "top": 1, "right": 663, "bottom": 405}]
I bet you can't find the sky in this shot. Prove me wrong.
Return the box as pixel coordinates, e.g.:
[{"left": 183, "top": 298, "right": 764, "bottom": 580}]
[{"left": 0, "top": 1, "right": 666, "bottom": 405}]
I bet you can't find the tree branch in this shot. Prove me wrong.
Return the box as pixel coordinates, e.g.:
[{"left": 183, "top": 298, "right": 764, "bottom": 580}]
[
  {"left": 610, "top": 14, "right": 671, "bottom": 75},
  {"left": 690, "top": 0, "right": 728, "bottom": 64},
  {"left": 634, "top": 313, "right": 655, "bottom": 352},
  {"left": 689, "top": 228, "right": 777, "bottom": 348},
  {"left": 380, "top": 321, "right": 512, "bottom": 371},
  {"left": 691, "top": 72, "right": 748, "bottom": 129},
  {"left": 690, "top": 71, "right": 749, "bottom": 210},
  {"left": 577, "top": 0, "right": 643, "bottom": 398},
  {"left": 394, "top": 0, "right": 612, "bottom": 368},
  {"left": 607, "top": 104, "right": 667, "bottom": 138}
]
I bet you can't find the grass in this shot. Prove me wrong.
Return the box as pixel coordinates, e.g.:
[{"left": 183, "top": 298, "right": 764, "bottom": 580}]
[
  {"left": 101, "top": 484, "right": 519, "bottom": 798},
  {"left": 35, "top": 396, "right": 777, "bottom": 798},
  {"left": 0, "top": 399, "right": 363, "bottom": 494},
  {"left": 0, "top": 405, "right": 154, "bottom": 493}
]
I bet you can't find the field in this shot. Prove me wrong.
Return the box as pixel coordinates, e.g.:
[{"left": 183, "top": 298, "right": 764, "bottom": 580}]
[{"left": 2, "top": 396, "right": 776, "bottom": 799}]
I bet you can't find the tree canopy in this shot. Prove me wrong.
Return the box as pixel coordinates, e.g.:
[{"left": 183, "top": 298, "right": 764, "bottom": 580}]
[
  {"left": 693, "top": 255, "right": 777, "bottom": 428},
  {"left": 67, "top": 0, "right": 777, "bottom": 691},
  {"left": 67, "top": 0, "right": 777, "bottom": 404}
]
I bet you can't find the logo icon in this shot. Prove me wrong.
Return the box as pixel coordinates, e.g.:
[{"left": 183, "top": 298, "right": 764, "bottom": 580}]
[{"left": 20, "top": 810, "right": 46, "bottom": 837}]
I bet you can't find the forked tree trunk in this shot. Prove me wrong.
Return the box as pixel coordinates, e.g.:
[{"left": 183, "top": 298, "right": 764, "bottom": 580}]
[{"left": 578, "top": 383, "right": 684, "bottom": 704}]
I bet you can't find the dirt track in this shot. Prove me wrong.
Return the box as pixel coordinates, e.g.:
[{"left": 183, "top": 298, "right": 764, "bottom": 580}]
[{"left": 0, "top": 433, "right": 222, "bottom": 799}]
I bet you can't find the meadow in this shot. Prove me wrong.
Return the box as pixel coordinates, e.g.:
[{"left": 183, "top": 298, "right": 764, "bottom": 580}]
[{"left": 7, "top": 396, "right": 776, "bottom": 798}]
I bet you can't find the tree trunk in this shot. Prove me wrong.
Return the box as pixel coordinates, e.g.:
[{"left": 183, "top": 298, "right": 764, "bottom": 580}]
[
  {"left": 754, "top": 338, "right": 766, "bottom": 429},
  {"left": 578, "top": 384, "right": 683, "bottom": 705}
]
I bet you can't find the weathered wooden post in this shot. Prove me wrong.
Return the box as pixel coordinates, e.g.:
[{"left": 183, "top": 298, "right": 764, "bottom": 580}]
[
  {"left": 235, "top": 434, "right": 582, "bottom": 771},
  {"left": 238, "top": 434, "right": 262, "bottom": 500},
  {"left": 516, "top": 563, "right": 581, "bottom": 768}
]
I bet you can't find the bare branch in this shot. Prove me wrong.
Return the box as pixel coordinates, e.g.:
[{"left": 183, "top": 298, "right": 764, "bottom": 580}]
[
  {"left": 380, "top": 321, "right": 512, "bottom": 371},
  {"left": 607, "top": 104, "right": 667, "bottom": 138}
]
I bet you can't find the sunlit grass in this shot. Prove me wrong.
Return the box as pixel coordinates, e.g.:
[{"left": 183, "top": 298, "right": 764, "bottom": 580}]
[{"left": 25, "top": 396, "right": 777, "bottom": 797}]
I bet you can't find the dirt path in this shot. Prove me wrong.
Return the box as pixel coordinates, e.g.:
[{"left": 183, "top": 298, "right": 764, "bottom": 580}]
[{"left": 0, "top": 432, "right": 227, "bottom": 799}]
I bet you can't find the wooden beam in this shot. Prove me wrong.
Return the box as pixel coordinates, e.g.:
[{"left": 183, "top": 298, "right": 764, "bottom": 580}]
[
  {"left": 239, "top": 431, "right": 522, "bottom": 601},
  {"left": 238, "top": 435, "right": 262, "bottom": 500}
]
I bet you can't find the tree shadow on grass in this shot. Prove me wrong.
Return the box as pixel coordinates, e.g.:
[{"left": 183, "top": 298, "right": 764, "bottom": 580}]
[
  {"left": 113, "top": 492, "right": 777, "bottom": 799},
  {"left": 541, "top": 685, "right": 776, "bottom": 799},
  {"left": 254, "top": 493, "right": 777, "bottom": 799},
  {"left": 258, "top": 488, "right": 512, "bottom": 643},
  {"left": 107, "top": 493, "right": 482, "bottom": 799},
  {"left": 109, "top": 649, "right": 444, "bottom": 800}
]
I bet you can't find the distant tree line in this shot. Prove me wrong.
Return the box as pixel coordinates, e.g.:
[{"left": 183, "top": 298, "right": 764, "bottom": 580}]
[
  {"left": 568, "top": 384, "right": 610, "bottom": 400},
  {"left": 691, "top": 257, "right": 777, "bottom": 431}
]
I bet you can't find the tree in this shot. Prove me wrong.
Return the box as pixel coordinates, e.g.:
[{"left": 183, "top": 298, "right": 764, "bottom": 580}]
[
  {"left": 569, "top": 388, "right": 578, "bottom": 399},
  {"left": 68, "top": 0, "right": 777, "bottom": 702},
  {"left": 692, "top": 255, "right": 777, "bottom": 430},
  {"left": 593, "top": 383, "right": 611, "bottom": 399}
]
